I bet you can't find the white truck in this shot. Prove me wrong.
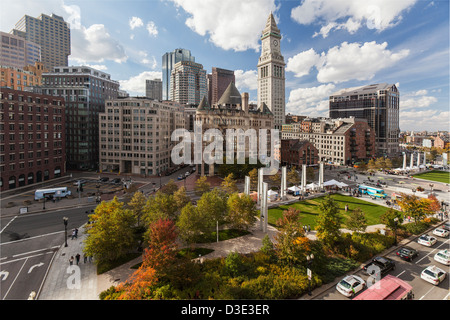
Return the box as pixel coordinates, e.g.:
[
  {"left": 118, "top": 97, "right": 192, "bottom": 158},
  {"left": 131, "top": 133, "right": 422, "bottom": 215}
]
[{"left": 35, "top": 187, "right": 71, "bottom": 200}]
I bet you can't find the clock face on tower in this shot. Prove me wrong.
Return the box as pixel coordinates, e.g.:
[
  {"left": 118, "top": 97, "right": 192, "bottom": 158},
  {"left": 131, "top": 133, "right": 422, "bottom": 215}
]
[{"left": 273, "top": 39, "right": 278, "bottom": 47}]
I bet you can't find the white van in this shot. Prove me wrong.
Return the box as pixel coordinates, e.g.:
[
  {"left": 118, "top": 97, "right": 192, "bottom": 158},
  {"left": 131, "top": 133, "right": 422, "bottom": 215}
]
[{"left": 35, "top": 187, "right": 72, "bottom": 200}]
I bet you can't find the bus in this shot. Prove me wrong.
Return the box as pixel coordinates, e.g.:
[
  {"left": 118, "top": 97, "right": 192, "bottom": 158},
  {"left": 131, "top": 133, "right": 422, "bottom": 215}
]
[
  {"left": 35, "top": 187, "right": 71, "bottom": 200},
  {"left": 358, "top": 185, "right": 387, "bottom": 199},
  {"left": 353, "top": 275, "right": 414, "bottom": 300}
]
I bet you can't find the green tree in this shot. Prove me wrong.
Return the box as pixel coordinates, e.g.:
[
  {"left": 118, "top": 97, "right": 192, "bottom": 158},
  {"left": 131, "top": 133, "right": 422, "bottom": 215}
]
[
  {"left": 269, "top": 172, "right": 281, "bottom": 189},
  {"left": 173, "top": 186, "right": 190, "bottom": 212},
  {"left": 287, "top": 166, "right": 300, "bottom": 186},
  {"left": 160, "top": 179, "right": 179, "bottom": 195},
  {"left": 226, "top": 193, "right": 257, "bottom": 231},
  {"left": 384, "top": 158, "right": 393, "bottom": 170},
  {"left": 380, "top": 208, "right": 404, "bottom": 231},
  {"left": 221, "top": 173, "right": 239, "bottom": 194},
  {"left": 375, "top": 157, "right": 386, "bottom": 170},
  {"left": 315, "top": 196, "right": 342, "bottom": 249},
  {"left": 83, "top": 197, "right": 137, "bottom": 263},
  {"left": 196, "top": 189, "right": 228, "bottom": 226},
  {"left": 143, "top": 191, "right": 177, "bottom": 226},
  {"left": 367, "top": 159, "right": 377, "bottom": 171},
  {"left": 194, "top": 175, "right": 211, "bottom": 196},
  {"left": 176, "top": 202, "right": 205, "bottom": 244},
  {"left": 346, "top": 207, "right": 367, "bottom": 233},
  {"left": 127, "top": 191, "right": 147, "bottom": 226},
  {"left": 261, "top": 234, "right": 275, "bottom": 258},
  {"left": 248, "top": 168, "right": 258, "bottom": 191}
]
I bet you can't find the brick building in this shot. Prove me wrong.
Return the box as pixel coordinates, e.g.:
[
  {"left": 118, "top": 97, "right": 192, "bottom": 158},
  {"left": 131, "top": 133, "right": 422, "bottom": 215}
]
[
  {"left": 281, "top": 139, "right": 319, "bottom": 167},
  {"left": 0, "top": 88, "right": 66, "bottom": 191}
]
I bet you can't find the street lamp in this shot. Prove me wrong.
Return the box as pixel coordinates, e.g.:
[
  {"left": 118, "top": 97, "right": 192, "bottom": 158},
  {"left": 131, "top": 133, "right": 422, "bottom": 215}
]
[
  {"left": 306, "top": 253, "right": 314, "bottom": 296},
  {"left": 63, "top": 217, "right": 69, "bottom": 247},
  {"left": 429, "top": 184, "right": 434, "bottom": 194}
]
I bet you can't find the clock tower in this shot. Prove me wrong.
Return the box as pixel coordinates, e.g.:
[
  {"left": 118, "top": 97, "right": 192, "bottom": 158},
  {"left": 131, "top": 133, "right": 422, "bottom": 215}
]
[{"left": 257, "top": 12, "right": 285, "bottom": 129}]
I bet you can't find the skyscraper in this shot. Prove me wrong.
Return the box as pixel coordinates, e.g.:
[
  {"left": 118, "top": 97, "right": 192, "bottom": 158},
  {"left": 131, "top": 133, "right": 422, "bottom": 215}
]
[
  {"left": 162, "top": 48, "right": 195, "bottom": 101},
  {"left": 41, "top": 66, "right": 120, "bottom": 170},
  {"left": 257, "top": 13, "right": 286, "bottom": 129},
  {"left": 329, "top": 83, "right": 400, "bottom": 157},
  {"left": 208, "top": 67, "right": 235, "bottom": 106},
  {"left": 145, "top": 78, "right": 162, "bottom": 100},
  {"left": 11, "top": 13, "right": 70, "bottom": 71},
  {"left": 170, "top": 60, "right": 207, "bottom": 105}
]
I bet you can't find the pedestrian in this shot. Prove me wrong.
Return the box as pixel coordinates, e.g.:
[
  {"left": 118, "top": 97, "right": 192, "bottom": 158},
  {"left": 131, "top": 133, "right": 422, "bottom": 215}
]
[
  {"left": 308, "top": 225, "right": 311, "bottom": 233},
  {"left": 74, "top": 228, "right": 78, "bottom": 238},
  {"left": 71, "top": 229, "right": 76, "bottom": 240},
  {"left": 84, "top": 254, "right": 87, "bottom": 263},
  {"left": 69, "top": 256, "right": 74, "bottom": 266},
  {"left": 345, "top": 204, "right": 348, "bottom": 212},
  {"left": 75, "top": 253, "right": 81, "bottom": 265},
  {"left": 88, "top": 255, "right": 92, "bottom": 263}
]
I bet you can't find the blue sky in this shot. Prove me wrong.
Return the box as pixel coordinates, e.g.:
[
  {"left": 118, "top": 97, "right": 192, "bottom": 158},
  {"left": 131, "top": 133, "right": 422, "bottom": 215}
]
[{"left": 1, "top": 0, "right": 449, "bottom": 132}]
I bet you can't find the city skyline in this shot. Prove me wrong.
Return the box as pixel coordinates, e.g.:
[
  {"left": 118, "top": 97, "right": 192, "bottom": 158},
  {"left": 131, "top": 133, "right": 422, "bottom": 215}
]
[{"left": 1, "top": 0, "right": 448, "bottom": 132}]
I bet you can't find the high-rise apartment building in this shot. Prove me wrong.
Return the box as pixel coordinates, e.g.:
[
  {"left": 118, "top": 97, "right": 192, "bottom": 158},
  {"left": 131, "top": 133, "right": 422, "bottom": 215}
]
[
  {"left": 257, "top": 13, "right": 286, "bottom": 129},
  {"left": 208, "top": 67, "right": 235, "bottom": 106},
  {"left": 41, "top": 66, "right": 120, "bottom": 170},
  {"left": 0, "top": 88, "right": 66, "bottom": 191},
  {"left": 329, "top": 83, "right": 400, "bottom": 157},
  {"left": 0, "top": 31, "right": 41, "bottom": 69},
  {"left": 170, "top": 60, "right": 207, "bottom": 105},
  {"left": 99, "top": 97, "right": 185, "bottom": 175},
  {"left": 145, "top": 78, "right": 162, "bottom": 101},
  {"left": 11, "top": 13, "right": 70, "bottom": 71},
  {"left": 162, "top": 48, "right": 195, "bottom": 101}
]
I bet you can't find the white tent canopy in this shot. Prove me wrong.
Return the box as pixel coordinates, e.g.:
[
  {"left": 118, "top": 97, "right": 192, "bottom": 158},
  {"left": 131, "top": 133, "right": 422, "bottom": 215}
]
[
  {"left": 288, "top": 186, "right": 301, "bottom": 192},
  {"left": 306, "top": 182, "right": 319, "bottom": 190},
  {"left": 323, "top": 179, "right": 340, "bottom": 186}
]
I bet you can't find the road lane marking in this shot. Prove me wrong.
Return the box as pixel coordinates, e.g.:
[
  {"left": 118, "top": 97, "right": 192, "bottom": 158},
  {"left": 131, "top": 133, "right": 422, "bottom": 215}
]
[
  {"left": 0, "top": 231, "right": 65, "bottom": 245},
  {"left": 0, "top": 251, "right": 54, "bottom": 266},
  {"left": 12, "top": 246, "right": 60, "bottom": 258},
  {"left": 415, "top": 238, "right": 450, "bottom": 264},
  {"left": 419, "top": 286, "right": 435, "bottom": 300},
  {"left": 396, "top": 270, "right": 406, "bottom": 278},
  {"left": 2, "top": 257, "right": 28, "bottom": 300},
  {"left": 0, "top": 215, "right": 18, "bottom": 234},
  {"left": 28, "top": 262, "right": 44, "bottom": 274}
]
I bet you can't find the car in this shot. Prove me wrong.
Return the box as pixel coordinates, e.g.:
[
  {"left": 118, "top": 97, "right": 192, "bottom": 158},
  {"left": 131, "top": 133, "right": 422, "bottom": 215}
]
[
  {"left": 177, "top": 175, "right": 184, "bottom": 180},
  {"left": 420, "top": 265, "right": 447, "bottom": 285},
  {"left": 433, "top": 228, "right": 449, "bottom": 238},
  {"left": 434, "top": 249, "right": 450, "bottom": 266},
  {"left": 442, "top": 222, "right": 450, "bottom": 231},
  {"left": 73, "top": 179, "right": 87, "bottom": 186},
  {"left": 99, "top": 177, "right": 109, "bottom": 182},
  {"left": 185, "top": 172, "right": 190, "bottom": 177},
  {"left": 336, "top": 275, "right": 366, "bottom": 298},
  {"left": 363, "top": 256, "right": 396, "bottom": 277},
  {"left": 111, "top": 178, "right": 121, "bottom": 184},
  {"left": 417, "top": 234, "right": 437, "bottom": 247},
  {"left": 395, "top": 247, "right": 418, "bottom": 262}
]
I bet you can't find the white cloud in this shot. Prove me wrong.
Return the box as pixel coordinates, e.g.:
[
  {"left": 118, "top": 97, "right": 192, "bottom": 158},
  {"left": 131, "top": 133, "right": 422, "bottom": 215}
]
[
  {"left": 119, "top": 71, "right": 163, "bottom": 96},
  {"left": 317, "top": 41, "right": 410, "bottom": 83},
  {"left": 286, "top": 84, "right": 336, "bottom": 116},
  {"left": 146, "top": 21, "right": 158, "bottom": 37},
  {"left": 291, "top": 0, "right": 418, "bottom": 37},
  {"left": 400, "top": 110, "right": 448, "bottom": 131},
  {"left": 169, "top": 0, "right": 276, "bottom": 51},
  {"left": 286, "top": 48, "right": 321, "bottom": 78},
  {"left": 234, "top": 70, "right": 258, "bottom": 91},
  {"left": 401, "top": 91, "right": 437, "bottom": 110},
  {"left": 85, "top": 64, "right": 108, "bottom": 71},
  {"left": 71, "top": 24, "right": 128, "bottom": 64},
  {"left": 62, "top": 3, "right": 81, "bottom": 29},
  {"left": 129, "top": 16, "right": 144, "bottom": 29},
  {"left": 286, "top": 41, "right": 409, "bottom": 83}
]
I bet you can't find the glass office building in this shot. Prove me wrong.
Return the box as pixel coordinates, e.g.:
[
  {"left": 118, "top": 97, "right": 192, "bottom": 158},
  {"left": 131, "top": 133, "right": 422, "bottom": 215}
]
[
  {"left": 162, "top": 48, "right": 195, "bottom": 101},
  {"left": 329, "top": 83, "right": 400, "bottom": 157}
]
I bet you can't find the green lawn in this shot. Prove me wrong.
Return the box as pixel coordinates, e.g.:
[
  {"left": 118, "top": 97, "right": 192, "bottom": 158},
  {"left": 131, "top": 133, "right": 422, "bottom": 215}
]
[
  {"left": 268, "top": 194, "right": 397, "bottom": 229},
  {"left": 412, "top": 170, "right": 450, "bottom": 184}
]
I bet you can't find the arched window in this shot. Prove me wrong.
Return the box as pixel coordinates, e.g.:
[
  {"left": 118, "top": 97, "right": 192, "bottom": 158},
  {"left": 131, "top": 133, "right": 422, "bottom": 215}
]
[
  {"left": 18, "top": 174, "right": 26, "bottom": 187},
  {"left": 9, "top": 176, "right": 16, "bottom": 189},
  {"left": 27, "top": 172, "right": 34, "bottom": 185}
]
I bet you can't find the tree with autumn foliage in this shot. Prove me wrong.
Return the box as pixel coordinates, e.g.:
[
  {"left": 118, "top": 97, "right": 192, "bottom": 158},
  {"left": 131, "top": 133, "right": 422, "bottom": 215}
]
[
  {"left": 397, "top": 193, "right": 434, "bottom": 224},
  {"left": 226, "top": 193, "right": 257, "bottom": 231},
  {"left": 142, "top": 191, "right": 177, "bottom": 227},
  {"left": 221, "top": 173, "right": 239, "bottom": 194},
  {"left": 83, "top": 197, "right": 137, "bottom": 264},
  {"left": 427, "top": 194, "right": 441, "bottom": 214},
  {"left": 274, "top": 207, "right": 312, "bottom": 266}
]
